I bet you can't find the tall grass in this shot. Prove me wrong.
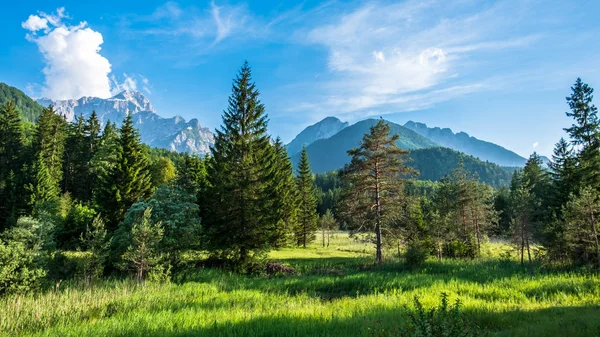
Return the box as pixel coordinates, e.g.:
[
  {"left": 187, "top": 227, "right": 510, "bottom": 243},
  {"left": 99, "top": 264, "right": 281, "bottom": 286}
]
[{"left": 1, "top": 233, "right": 599, "bottom": 337}]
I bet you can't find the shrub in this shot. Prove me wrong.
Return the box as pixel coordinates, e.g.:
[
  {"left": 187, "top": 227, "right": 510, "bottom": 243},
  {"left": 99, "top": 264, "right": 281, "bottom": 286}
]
[
  {"left": 0, "top": 240, "right": 46, "bottom": 295},
  {"left": 405, "top": 242, "right": 429, "bottom": 268}
]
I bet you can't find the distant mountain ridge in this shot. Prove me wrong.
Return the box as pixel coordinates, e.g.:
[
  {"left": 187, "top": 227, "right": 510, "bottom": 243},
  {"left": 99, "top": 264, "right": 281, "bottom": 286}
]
[
  {"left": 403, "top": 121, "right": 528, "bottom": 167},
  {"left": 290, "top": 118, "right": 511, "bottom": 186},
  {"left": 286, "top": 117, "right": 349, "bottom": 155},
  {"left": 291, "top": 118, "right": 438, "bottom": 173},
  {"left": 37, "top": 91, "right": 215, "bottom": 155}
]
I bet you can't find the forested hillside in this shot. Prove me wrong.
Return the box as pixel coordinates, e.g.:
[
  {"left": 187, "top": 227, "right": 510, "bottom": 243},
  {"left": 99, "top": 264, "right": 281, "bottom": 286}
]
[{"left": 0, "top": 83, "right": 44, "bottom": 123}]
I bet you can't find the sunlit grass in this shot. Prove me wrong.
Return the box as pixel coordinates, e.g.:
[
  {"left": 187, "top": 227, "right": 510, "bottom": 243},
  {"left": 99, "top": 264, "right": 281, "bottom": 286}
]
[{"left": 1, "top": 233, "right": 599, "bottom": 337}]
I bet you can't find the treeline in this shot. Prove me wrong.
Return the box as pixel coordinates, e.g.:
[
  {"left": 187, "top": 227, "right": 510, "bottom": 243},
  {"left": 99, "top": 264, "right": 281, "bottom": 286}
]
[
  {"left": 0, "top": 62, "right": 328, "bottom": 294},
  {"left": 316, "top": 78, "right": 600, "bottom": 269},
  {"left": 1, "top": 63, "right": 599, "bottom": 296}
]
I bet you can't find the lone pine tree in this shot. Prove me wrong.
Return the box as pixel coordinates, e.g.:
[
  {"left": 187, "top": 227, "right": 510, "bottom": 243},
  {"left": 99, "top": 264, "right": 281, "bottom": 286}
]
[{"left": 341, "top": 120, "right": 414, "bottom": 263}]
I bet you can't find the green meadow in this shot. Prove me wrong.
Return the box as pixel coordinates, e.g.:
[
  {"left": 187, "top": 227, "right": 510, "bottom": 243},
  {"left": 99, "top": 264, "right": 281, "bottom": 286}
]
[{"left": 2, "top": 233, "right": 599, "bottom": 337}]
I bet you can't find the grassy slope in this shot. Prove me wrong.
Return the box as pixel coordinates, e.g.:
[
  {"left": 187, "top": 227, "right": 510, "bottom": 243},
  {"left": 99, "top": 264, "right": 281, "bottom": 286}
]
[{"left": 2, "top": 234, "right": 599, "bottom": 337}]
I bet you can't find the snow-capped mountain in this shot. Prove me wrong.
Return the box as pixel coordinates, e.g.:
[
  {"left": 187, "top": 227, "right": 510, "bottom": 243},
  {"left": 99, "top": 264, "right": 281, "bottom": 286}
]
[{"left": 38, "top": 91, "right": 214, "bottom": 155}]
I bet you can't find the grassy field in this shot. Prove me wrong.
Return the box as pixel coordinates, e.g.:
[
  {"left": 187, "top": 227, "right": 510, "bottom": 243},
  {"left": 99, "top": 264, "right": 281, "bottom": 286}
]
[{"left": 1, "top": 232, "right": 600, "bottom": 337}]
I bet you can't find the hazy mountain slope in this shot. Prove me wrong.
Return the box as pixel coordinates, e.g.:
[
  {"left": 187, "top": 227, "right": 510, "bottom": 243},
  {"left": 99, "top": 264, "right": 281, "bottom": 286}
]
[
  {"left": 37, "top": 91, "right": 214, "bottom": 155},
  {"left": 403, "top": 121, "right": 528, "bottom": 167},
  {"left": 0, "top": 83, "right": 45, "bottom": 123},
  {"left": 291, "top": 118, "right": 438, "bottom": 173},
  {"left": 286, "top": 117, "right": 349, "bottom": 155}
]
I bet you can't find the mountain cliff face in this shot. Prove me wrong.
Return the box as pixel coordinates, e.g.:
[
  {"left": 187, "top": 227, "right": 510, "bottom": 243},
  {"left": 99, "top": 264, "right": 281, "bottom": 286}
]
[
  {"left": 37, "top": 91, "right": 214, "bottom": 155},
  {"left": 286, "top": 117, "right": 350, "bottom": 155},
  {"left": 403, "top": 121, "right": 528, "bottom": 167}
]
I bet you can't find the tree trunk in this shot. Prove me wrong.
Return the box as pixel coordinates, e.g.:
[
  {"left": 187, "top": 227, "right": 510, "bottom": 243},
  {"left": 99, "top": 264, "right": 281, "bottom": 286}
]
[
  {"left": 520, "top": 216, "right": 525, "bottom": 266},
  {"left": 525, "top": 235, "right": 533, "bottom": 275},
  {"left": 322, "top": 225, "right": 325, "bottom": 248},
  {"left": 374, "top": 161, "right": 383, "bottom": 264}
]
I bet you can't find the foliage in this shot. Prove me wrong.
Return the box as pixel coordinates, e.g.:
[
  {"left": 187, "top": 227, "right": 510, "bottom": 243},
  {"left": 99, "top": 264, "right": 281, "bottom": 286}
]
[
  {"left": 204, "top": 61, "right": 280, "bottom": 265},
  {"left": 0, "top": 82, "right": 44, "bottom": 123},
  {"left": 296, "top": 146, "right": 318, "bottom": 247},
  {"left": 0, "top": 217, "right": 50, "bottom": 295},
  {"left": 383, "top": 294, "right": 487, "bottom": 337},
  {"left": 118, "top": 207, "right": 165, "bottom": 283},
  {"left": 340, "top": 120, "right": 415, "bottom": 263},
  {"left": 112, "top": 184, "right": 201, "bottom": 267},
  {"left": 563, "top": 187, "right": 600, "bottom": 268}
]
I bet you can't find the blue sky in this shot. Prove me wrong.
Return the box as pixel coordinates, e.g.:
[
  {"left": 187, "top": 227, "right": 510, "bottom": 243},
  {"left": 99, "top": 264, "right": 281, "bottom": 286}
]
[{"left": 1, "top": 0, "right": 600, "bottom": 158}]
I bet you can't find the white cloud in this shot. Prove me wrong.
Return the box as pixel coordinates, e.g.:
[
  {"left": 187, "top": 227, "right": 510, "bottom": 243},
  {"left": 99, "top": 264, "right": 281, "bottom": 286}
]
[
  {"left": 23, "top": 8, "right": 148, "bottom": 100},
  {"left": 533, "top": 141, "right": 539, "bottom": 148},
  {"left": 22, "top": 15, "right": 49, "bottom": 32}
]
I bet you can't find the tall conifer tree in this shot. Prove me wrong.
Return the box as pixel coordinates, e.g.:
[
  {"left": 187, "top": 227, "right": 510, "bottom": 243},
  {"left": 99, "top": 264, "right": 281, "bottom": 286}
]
[
  {"left": 295, "top": 146, "right": 318, "bottom": 248},
  {"left": 96, "top": 115, "right": 152, "bottom": 230},
  {"left": 205, "top": 61, "right": 278, "bottom": 264}
]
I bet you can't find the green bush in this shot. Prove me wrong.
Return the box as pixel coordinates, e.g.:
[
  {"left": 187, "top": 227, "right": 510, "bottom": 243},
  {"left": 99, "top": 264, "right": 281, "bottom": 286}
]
[
  {"left": 405, "top": 242, "right": 429, "bottom": 268},
  {"left": 0, "top": 217, "right": 50, "bottom": 295}
]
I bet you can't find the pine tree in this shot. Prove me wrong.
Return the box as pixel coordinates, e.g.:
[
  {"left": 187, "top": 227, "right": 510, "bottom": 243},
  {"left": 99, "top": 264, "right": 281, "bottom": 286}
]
[
  {"left": 564, "top": 78, "right": 600, "bottom": 190},
  {"left": 205, "top": 61, "right": 279, "bottom": 265},
  {"left": 63, "top": 115, "right": 87, "bottom": 198},
  {"left": 28, "top": 152, "right": 60, "bottom": 205},
  {"left": 563, "top": 187, "right": 600, "bottom": 269},
  {"left": 272, "top": 138, "right": 298, "bottom": 247},
  {"left": 0, "top": 101, "right": 26, "bottom": 229},
  {"left": 295, "top": 146, "right": 318, "bottom": 248},
  {"left": 119, "top": 207, "right": 164, "bottom": 283},
  {"left": 35, "top": 105, "right": 67, "bottom": 191},
  {"left": 95, "top": 115, "right": 152, "bottom": 230},
  {"left": 341, "top": 120, "right": 414, "bottom": 263},
  {"left": 80, "top": 215, "right": 109, "bottom": 282}
]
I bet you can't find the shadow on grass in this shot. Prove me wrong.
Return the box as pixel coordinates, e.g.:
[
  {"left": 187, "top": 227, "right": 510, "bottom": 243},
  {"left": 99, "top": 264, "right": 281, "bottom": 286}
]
[
  {"left": 99, "top": 304, "right": 600, "bottom": 337},
  {"left": 177, "top": 258, "right": 571, "bottom": 301}
]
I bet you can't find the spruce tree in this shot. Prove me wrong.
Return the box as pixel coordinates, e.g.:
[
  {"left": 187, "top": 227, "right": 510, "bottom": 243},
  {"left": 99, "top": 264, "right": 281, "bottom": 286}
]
[
  {"left": 0, "top": 101, "right": 26, "bottom": 229},
  {"left": 564, "top": 78, "right": 600, "bottom": 190},
  {"left": 35, "top": 105, "right": 67, "bottom": 191},
  {"left": 272, "top": 138, "right": 298, "bottom": 247},
  {"left": 341, "top": 120, "right": 414, "bottom": 263},
  {"left": 95, "top": 115, "right": 152, "bottom": 230},
  {"left": 63, "top": 115, "right": 87, "bottom": 198},
  {"left": 563, "top": 187, "right": 600, "bottom": 269},
  {"left": 205, "top": 61, "right": 279, "bottom": 265},
  {"left": 295, "top": 146, "right": 318, "bottom": 248}
]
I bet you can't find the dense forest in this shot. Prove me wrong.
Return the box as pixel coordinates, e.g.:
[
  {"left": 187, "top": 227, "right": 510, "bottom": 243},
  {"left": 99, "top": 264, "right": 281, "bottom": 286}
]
[{"left": 0, "top": 61, "right": 599, "bottom": 302}]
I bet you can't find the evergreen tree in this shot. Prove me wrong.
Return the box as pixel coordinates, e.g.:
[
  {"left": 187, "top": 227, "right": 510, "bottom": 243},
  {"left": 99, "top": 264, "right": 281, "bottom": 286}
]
[
  {"left": 62, "top": 115, "right": 87, "bottom": 197},
  {"left": 80, "top": 215, "right": 109, "bottom": 282},
  {"left": 563, "top": 187, "right": 600, "bottom": 269},
  {"left": 564, "top": 78, "right": 600, "bottom": 190},
  {"left": 205, "top": 61, "right": 279, "bottom": 265},
  {"left": 295, "top": 146, "right": 318, "bottom": 248},
  {"left": 35, "top": 105, "right": 67, "bottom": 191},
  {"left": 28, "top": 153, "right": 60, "bottom": 205},
  {"left": 119, "top": 207, "right": 164, "bottom": 283},
  {"left": 272, "top": 138, "right": 298, "bottom": 247},
  {"left": 95, "top": 115, "right": 152, "bottom": 230},
  {"left": 340, "top": 120, "right": 414, "bottom": 263},
  {"left": 0, "top": 101, "right": 26, "bottom": 229}
]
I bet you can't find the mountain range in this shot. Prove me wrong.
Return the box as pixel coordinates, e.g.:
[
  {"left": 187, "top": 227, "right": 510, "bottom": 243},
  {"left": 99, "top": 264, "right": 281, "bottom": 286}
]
[{"left": 1, "top": 82, "right": 532, "bottom": 186}]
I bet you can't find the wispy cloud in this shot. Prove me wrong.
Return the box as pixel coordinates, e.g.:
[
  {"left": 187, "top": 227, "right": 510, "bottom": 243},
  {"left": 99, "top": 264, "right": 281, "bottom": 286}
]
[{"left": 299, "top": 0, "right": 542, "bottom": 119}]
